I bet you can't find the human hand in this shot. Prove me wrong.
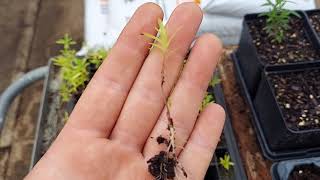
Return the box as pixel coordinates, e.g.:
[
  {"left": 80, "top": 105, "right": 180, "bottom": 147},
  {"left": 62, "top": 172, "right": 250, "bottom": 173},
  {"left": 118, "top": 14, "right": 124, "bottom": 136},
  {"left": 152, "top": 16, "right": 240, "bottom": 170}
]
[{"left": 26, "top": 2, "right": 225, "bottom": 180}]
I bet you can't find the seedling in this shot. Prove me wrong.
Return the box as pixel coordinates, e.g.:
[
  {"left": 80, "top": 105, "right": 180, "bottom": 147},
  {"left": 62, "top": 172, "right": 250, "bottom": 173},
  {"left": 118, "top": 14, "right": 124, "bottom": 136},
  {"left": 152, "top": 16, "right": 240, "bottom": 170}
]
[
  {"left": 219, "top": 154, "right": 235, "bottom": 171},
  {"left": 53, "top": 34, "right": 108, "bottom": 102},
  {"left": 144, "top": 19, "right": 187, "bottom": 180},
  {"left": 200, "top": 75, "right": 221, "bottom": 111},
  {"left": 201, "top": 94, "right": 214, "bottom": 112},
  {"left": 210, "top": 74, "right": 221, "bottom": 87},
  {"left": 87, "top": 48, "right": 109, "bottom": 68},
  {"left": 259, "top": 0, "right": 300, "bottom": 43}
]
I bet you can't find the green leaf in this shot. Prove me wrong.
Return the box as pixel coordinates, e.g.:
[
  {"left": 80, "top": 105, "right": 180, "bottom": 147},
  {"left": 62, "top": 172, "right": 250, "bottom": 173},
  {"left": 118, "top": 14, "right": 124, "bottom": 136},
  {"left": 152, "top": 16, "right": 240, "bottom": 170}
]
[
  {"left": 53, "top": 35, "right": 108, "bottom": 102},
  {"left": 219, "top": 154, "right": 235, "bottom": 171},
  {"left": 210, "top": 75, "right": 221, "bottom": 87},
  {"left": 143, "top": 19, "right": 172, "bottom": 54}
]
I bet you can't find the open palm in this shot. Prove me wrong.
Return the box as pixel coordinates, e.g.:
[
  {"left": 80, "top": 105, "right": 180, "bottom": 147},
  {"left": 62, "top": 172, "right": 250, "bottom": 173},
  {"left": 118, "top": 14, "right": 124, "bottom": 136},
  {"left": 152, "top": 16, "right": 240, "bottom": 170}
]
[{"left": 26, "top": 3, "right": 225, "bottom": 180}]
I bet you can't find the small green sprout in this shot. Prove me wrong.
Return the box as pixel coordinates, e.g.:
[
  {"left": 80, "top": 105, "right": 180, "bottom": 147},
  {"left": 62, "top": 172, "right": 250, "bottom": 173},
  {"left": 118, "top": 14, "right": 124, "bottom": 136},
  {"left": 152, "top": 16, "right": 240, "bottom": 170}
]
[
  {"left": 200, "top": 93, "right": 214, "bottom": 111},
  {"left": 87, "top": 48, "right": 109, "bottom": 68},
  {"left": 219, "top": 154, "right": 235, "bottom": 171},
  {"left": 200, "top": 75, "right": 221, "bottom": 111},
  {"left": 63, "top": 111, "right": 69, "bottom": 124},
  {"left": 56, "top": 34, "right": 76, "bottom": 51},
  {"left": 143, "top": 19, "right": 171, "bottom": 54},
  {"left": 53, "top": 34, "right": 108, "bottom": 102},
  {"left": 210, "top": 75, "right": 221, "bottom": 87},
  {"left": 259, "top": 0, "right": 300, "bottom": 43}
]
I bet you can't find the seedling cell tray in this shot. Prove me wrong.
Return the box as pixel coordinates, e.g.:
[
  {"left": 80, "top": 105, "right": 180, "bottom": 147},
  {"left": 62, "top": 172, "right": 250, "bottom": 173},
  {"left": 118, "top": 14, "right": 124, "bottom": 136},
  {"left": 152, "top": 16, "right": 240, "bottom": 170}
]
[
  {"left": 232, "top": 53, "right": 320, "bottom": 161},
  {"left": 271, "top": 157, "right": 320, "bottom": 180},
  {"left": 205, "top": 83, "right": 247, "bottom": 180}
]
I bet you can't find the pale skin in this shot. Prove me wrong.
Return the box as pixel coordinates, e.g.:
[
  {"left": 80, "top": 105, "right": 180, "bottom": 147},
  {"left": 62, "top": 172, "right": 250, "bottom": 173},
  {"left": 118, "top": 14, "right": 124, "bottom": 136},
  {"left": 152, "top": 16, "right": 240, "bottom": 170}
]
[{"left": 26, "top": 2, "right": 225, "bottom": 180}]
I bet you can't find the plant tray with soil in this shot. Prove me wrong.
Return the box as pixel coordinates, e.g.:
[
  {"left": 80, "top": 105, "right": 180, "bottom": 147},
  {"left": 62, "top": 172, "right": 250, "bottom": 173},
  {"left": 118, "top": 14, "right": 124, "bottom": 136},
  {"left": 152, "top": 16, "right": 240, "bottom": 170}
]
[
  {"left": 232, "top": 53, "right": 320, "bottom": 161},
  {"left": 307, "top": 9, "right": 320, "bottom": 40},
  {"left": 204, "top": 83, "right": 247, "bottom": 180},
  {"left": 271, "top": 157, "right": 320, "bottom": 180},
  {"left": 254, "top": 67, "right": 320, "bottom": 152},
  {"left": 236, "top": 9, "right": 320, "bottom": 96},
  {"left": 31, "top": 35, "right": 106, "bottom": 167},
  {"left": 268, "top": 69, "right": 320, "bottom": 131},
  {"left": 248, "top": 15, "right": 319, "bottom": 65}
]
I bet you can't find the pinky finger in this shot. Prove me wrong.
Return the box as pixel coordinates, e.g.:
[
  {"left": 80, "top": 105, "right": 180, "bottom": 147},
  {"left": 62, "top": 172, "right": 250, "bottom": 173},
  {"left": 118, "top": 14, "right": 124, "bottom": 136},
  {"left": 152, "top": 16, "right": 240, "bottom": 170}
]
[{"left": 178, "top": 103, "right": 225, "bottom": 179}]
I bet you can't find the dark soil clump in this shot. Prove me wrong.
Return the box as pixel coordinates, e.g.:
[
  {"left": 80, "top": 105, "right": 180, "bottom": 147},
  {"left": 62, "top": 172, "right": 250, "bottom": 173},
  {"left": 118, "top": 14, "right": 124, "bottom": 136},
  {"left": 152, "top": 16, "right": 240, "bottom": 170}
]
[
  {"left": 156, "top": 136, "right": 169, "bottom": 145},
  {"left": 309, "top": 12, "right": 320, "bottom": 36},
  {"left": 269, "top": 69, "right": 320, "bottom": 131},
  {"left": 289, "top": 164, "right": 320, "bottom": 180},
  {"left": 248, "top": 17, "right": 320, "bottom": 65},
  {"left": 147, "top": 151, "right": 177, "bottom": 180}
]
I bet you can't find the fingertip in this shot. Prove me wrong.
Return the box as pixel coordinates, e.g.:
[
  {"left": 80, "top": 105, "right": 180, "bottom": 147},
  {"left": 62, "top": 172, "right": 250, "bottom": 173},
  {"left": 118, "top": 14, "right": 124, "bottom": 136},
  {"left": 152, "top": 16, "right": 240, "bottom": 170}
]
[
  {"left": 199, "top": 33, "right": 223, "bottom": 55},
  {"left": 178, "top": 2, "right": 203, "bottom": 20},
  {"left": 205, "top": 33, "right": 223, "bottom": 51},
  {"left": 139, "top": 2, "right": 164, "bottom": 19},
  {"left": 206, "top": 103, "right": 226, "bottom": 121}
]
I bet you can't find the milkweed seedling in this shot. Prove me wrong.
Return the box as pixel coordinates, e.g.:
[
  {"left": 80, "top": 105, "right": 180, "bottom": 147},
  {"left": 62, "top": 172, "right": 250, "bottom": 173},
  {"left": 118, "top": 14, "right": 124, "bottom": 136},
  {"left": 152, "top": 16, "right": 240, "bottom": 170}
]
[
  {"left": 200, "top": 75, "right": 221, "bottom": 111},
  {"left": 144, "top": 19, "right": 187, "bottom": 180},
  {"left": 259, "top": 0, "right": 300, "bottom": 43},
  {"left": 219, "top": 154, "right": 235, "bottom": 171}
]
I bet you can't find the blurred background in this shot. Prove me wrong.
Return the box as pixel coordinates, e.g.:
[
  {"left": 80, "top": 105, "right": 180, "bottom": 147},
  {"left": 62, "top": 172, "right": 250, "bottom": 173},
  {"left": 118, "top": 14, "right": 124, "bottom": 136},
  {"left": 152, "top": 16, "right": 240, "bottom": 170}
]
[{"left": 0, "top": 0, "right": 319, "bottom": 179}]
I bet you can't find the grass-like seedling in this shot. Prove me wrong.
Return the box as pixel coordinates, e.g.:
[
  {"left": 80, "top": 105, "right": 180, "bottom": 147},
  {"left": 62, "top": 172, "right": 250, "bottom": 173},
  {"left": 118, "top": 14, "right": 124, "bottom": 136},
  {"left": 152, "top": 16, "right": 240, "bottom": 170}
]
[
  {"left": 53, "top": 34, "right": 108, "bottom": 102},
  {"left": 259, "top": 0, "right": 300, "bottom": 43},
  {"left": 219, "top": 154, "right": 234, "bottom": 171},
  {"left": 144, "top": 19, "right": 188, "bottom": 180}
]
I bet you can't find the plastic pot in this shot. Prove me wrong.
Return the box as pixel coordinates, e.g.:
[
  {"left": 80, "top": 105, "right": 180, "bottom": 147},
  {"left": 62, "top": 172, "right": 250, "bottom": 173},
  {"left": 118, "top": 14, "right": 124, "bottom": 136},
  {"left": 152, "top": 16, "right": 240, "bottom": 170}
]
[
  {"left": 254, "top": 66, "right": 320, "bottom": 152},
  {"left": 306, "top": 9, "right": 320, "bottom": 42},
  {"left": 236, "top": 11, "right": 320, "bottom": 98},
  {"left": 232, "top": 53, "right": 320, "bottom": 161},
  {"left": 271, "top": 157, "right": 320, "bottom": 180}
]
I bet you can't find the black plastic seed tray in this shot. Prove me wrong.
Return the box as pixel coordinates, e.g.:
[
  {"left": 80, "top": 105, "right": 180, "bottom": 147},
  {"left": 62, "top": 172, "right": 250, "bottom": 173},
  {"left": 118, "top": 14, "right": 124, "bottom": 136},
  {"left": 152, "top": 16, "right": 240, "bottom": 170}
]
[
  {"left": 236, "top": 11, "right": 320, "bottom": 98},
  {"left": 254, "top": 66, "right": 320, "bottom": 152},
  {"left": 306, "top": 9, "right": 320, "bottom": 42},
  {"left": 271, "top": 157, "right": 320, "bottom": 180},
  {"left": 204, "top": 83, "right": 247, "bottom": 180},
  {"left": 232, "top": 53, "right": 320, "bottom": 161}
]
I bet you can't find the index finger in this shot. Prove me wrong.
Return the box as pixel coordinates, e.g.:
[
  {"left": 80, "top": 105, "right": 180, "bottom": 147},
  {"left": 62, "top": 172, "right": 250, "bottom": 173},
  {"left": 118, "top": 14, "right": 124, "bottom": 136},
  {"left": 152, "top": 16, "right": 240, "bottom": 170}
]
[{"left": 65, "top": 3, "right": 164, "bottom": 138}]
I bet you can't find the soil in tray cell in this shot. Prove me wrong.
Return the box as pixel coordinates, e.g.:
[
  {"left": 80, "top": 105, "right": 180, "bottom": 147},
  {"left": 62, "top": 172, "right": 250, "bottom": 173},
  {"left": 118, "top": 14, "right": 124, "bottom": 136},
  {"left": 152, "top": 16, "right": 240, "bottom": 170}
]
[
  {"left": 309, "top": 12, "right": 320, "bottom": 36},
  {"left": 289, "top": 164, "right": 320, "bottom": 180},
  {"left": 248, "top": 17, "right": 320, "bottom": 65},
  {"left": 269, "top": 69, "right": 320, "bottom": 131}
]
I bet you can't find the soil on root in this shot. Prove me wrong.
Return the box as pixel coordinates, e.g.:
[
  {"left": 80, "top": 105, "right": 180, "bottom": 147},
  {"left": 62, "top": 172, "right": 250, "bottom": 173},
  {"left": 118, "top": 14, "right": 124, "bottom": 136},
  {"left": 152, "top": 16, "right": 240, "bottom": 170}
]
[
  {"left": 309, "top": 12, "right": 320, "bottom": 36},
  {"left": 248, "top": 17, "right": 320, "bottom": 65},
  {"left": 289, "top": 164, "right": 320, "bottom": 180},
  {"left": 147, "top": 151, "right": 177, "bottom": 180},
  {"left": 269, "top": 69, "right": 320, "bottom": 131}
]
